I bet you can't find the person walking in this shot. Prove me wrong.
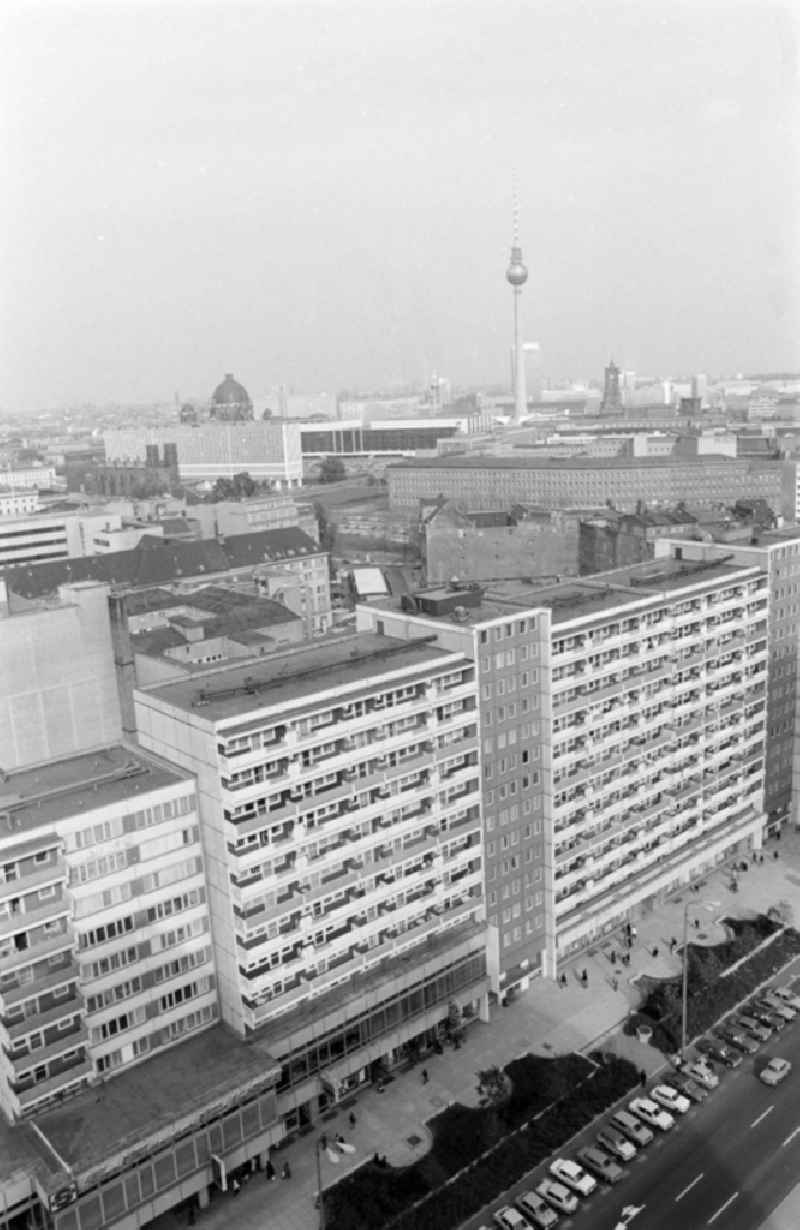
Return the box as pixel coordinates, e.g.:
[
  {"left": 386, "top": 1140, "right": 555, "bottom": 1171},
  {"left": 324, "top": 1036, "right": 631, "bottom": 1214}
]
[
  {"left": 348, "top": 1111, "right": 357, "bottom": 1129},
  {"left": 265, "top": 1158, "right": 276, "bottom": 1182},
  {"left": 421, "top": 1068, "right": 429, "bottom": 1084},
  {"left": 282, "top": 1161, "right": 291, "bottom": 1181},
  {"left": 639, "top": 1069, "right": 647, "bottom": 1089}
]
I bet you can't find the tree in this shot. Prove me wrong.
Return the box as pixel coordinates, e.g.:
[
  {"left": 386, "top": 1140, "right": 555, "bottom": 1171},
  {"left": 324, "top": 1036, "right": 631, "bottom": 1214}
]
[
  {"left": 319, "top": 454, "right": 346, "bottom": 484},
  {"left": 476, "top": 1065, "right": 509, "bottom": 1140}
]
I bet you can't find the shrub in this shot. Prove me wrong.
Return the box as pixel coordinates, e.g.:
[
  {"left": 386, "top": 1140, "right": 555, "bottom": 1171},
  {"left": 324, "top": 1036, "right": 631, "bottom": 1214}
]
[{"left": 324, "top": 1054, "right": 637, "bottom": 1230}]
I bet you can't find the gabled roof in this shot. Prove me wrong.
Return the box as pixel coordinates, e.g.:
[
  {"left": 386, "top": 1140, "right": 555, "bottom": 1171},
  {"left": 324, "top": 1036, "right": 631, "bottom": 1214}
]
[{"left": 0, "top": 527, "right": 322, "bottom": 600}]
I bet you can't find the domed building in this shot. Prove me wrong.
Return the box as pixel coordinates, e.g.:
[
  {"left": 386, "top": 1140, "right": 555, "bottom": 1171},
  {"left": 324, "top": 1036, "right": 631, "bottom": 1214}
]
[{"left": 210, "top": 372, "right": 253, "bottom": 422}]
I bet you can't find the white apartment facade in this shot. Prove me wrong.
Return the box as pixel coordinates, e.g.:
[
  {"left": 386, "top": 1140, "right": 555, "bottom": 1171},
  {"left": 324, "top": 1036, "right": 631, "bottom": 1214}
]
[
  {"left": 0, "top": 511, "right": 123, "bottom": 569},
  {"left": 359, "top": 557, "right": 769, "bottom": 983},
  {"left": 134, "top": 635, "right": 489, "bottom": 1119},
  {"left": 655, "top": 531, "right": 800, "bottom": 830},
  {"left": 104, "top": 423, "right": 304, "bottom": 488},
  {"left": 0, "top": 747, "right": 216, "bottom": 1121}
]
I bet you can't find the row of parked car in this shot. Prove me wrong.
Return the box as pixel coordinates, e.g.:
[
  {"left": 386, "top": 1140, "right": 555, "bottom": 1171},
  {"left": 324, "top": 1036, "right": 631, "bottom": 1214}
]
[{"left": 486, "top": 981, "right": 800, "bottom": 1230}]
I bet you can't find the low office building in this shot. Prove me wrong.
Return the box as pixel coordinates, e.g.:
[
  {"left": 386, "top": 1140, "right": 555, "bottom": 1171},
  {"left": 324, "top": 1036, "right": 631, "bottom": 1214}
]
[
  {"left": 104, "top": 421, "right": 304, "bottom": 488},
  {"left": 134, "top": 634, "right": 489, "bottom": 1128},
  {"left": 359, "top": 556, "right": 768, "bottom": 988},
  {"left": 0, "top": 509, "right": 124, "bottom": 569},
  {"left": 388, "top": 454, "right": 783, "bottom": 514}
]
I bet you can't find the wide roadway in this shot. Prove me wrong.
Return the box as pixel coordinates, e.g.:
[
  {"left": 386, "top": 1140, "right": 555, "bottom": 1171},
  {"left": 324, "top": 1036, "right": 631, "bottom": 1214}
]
[{"left": 466, "top": 1017, "right": 800, "bottom": 1230}]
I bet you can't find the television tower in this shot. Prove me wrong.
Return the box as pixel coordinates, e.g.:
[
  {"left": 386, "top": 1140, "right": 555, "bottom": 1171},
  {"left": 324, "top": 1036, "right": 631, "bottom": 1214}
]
[{"left": 505, "top": 184, "right": 529, "bottom": 423}]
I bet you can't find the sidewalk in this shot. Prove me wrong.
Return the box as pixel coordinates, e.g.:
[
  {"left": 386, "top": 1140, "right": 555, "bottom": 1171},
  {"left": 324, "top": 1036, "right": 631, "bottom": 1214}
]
[{"left": 152, "top": 827, "right": 800, "bottom": 1230}]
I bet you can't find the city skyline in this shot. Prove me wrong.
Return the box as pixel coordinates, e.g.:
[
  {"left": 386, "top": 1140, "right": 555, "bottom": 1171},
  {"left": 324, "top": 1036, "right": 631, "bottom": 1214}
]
[{"left": 1, "top": 0, "right": 798, "bottom": 411}]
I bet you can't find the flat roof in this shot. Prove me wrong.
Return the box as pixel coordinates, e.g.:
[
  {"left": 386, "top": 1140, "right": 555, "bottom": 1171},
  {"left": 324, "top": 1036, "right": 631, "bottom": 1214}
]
[
  {"left": 33, "top": 1024, "right": 281, "bottom": 1182},
  {"left": 371, "top": 558, "right": 763, "bottom": 628},
  {"left": 0, "top": 1115, "right": 61, "bottom": 1191},
  {"left": 388, "top": 453, "right": 755, "bottom": 472},
  {"left": 2, "top": 746, "right": 192, "bottom": 835},
  {"left": 142, "top": 633, "right": 454, "bottom": 722}
]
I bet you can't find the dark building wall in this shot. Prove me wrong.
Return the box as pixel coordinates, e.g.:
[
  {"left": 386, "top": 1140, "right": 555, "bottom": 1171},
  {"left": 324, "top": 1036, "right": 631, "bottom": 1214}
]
[
  {"left": 426, "top": 516, "right": 579, "bottom": 584},
  {"left": 578, "top": 520, "right": 652, "bottom": 575}
]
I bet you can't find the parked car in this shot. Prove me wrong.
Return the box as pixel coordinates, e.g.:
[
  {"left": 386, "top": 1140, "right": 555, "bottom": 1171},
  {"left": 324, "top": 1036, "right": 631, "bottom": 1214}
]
[
  {"left": 736, "top": 1014, "right": 773, "bottom": 1042},
  {"left": 549, "top": 1157, "right": 596, "bottom": 1196},
  {"left": 630, "top": 1097, "right": 675, "bottom": 1131},
  {"left": 757, "top": 994, "right": 796, "bottom": 1022},
  {"left": 759, "top": 1057, "right": 792, "bottom": 1087},
  {"left": 716, "top": 1027, "right": 759, "bottom": 1055},
  {"left": 597, "top": 1125, "right": 637, "bottom": 1162},
  {"left": 536, "top": 1178, "right": 579, "bottom": 1216},
  {"left": 773, "top": 985, "right": 800, "bottom": 1011},
  {"left": 651, "top": 1083, "right": 691, "bottom": 1115},
  {"left": 749, "top": 1003, "right": 786, "bottom": 1031},
  {"left": 671, "top": 1074, "right": 708, "bottom": 1103},
  {"left": 611, "top": 1110, "right": 654, "bottom": 1147},
  {"left": 494, "top": 1206, "right": 532, "bottom": 1230},
  {"left": 685, "top": 1061, "right": 719, "bottom": 1089},
  {"left": 516, "top": 1190, "right": 558, "bottom": 1230},
  {"left": 695, "top": 1038, "right": 741, "bottom": 1068},
  {"left": 577, "top": 1144, "right": 625, "bottom": 1184}
]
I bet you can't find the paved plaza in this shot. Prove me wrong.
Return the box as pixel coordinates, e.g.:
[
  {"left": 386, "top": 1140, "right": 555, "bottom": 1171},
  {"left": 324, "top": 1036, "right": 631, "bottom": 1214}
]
[{"left": 151, "top": 826, "right": 800, "bottom": 1230}]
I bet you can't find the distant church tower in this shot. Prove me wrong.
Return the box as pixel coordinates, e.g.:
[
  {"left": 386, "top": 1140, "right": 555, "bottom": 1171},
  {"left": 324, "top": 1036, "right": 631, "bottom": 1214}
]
[{"left": 600, "top": 359, "right": 623, "bottom": 414}]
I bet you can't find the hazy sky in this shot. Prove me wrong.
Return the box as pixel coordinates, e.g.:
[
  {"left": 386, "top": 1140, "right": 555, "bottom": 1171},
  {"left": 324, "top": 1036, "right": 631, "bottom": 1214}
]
[{"left": 1, "top": 0, "right": 798, "bottom": 410}]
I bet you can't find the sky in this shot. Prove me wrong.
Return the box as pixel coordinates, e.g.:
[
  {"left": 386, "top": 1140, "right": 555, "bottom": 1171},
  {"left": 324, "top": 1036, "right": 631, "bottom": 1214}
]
[{"left": 1, "top": 0, "right": 798, "bottom": 410}]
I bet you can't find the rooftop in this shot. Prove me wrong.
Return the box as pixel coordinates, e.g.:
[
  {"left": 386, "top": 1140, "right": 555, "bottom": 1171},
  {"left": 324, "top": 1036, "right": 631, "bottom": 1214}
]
[
  {"left": 389, "top": 453, "right": 769, "bottom": 472},
  {"left": 0, "top": 527, "right": 322, "bottom": 600},
  {"left": 1, "top": 745, "right": 191, "bottom": 836},
  {"left": 371, "top": 557, "right": 763, "bottom": 629},
  {"left": 142, "top": 633, "right": 453, "bottom": 722},
  {"left": 33, "top": 1023, "right": 280, "bottom": 1185}
]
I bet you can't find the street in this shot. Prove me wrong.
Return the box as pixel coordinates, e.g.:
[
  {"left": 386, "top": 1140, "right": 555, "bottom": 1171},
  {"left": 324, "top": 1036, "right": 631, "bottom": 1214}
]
[{"left": 466, "top": 1012, "right": 800, "bottom": 1230}]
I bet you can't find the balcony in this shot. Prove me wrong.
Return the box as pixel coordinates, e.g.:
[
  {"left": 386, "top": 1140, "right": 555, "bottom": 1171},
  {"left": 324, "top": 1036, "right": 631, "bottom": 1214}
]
[{"left": 14, "top": 1056, "right": 92, "bottom": 1114}]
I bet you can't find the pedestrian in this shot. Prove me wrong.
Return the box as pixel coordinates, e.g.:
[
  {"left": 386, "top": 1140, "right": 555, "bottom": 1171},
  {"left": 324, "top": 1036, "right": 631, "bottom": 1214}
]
[
  {"left": 282, "top": 1161, "right": 291, "bottom": 1181},
  {"left": 265, "top": 1159, "right": 276, "bottom": 1182},
  {"left": 349, "top": 1111, "right": 357, "bottom": 1129},
  {"left": 611, "top": 950, "right": 617, "bottom": 965},
  {"left": 581, "top": 969, "right": 588, "bottom": 986},
  {"left": 321, "top": 1133, "right": 327, "bottom": 1151},
  {"left": 631, "top": 926, "right": 637, "bottom": 941},
  {"left": 652, "top": 947, "right": 659, "bottom": 959},
  {"left": 611, "top": 977, "right": 619, "bottom": 992},
  {"left": 694, "top": 918, "right": 700, "bottom": 929},
  {"left": 670, "top": 937, "right": 677, "bottom": 953},
  {"left": 232, "top": 1178, "right": 241, "bottom": 1196},
  {"left": 559, "top": 972, "right": 567, "bottom": 988},
  {"left": 639, "top": 1069, "right": 647, "bottom": 1089},
  {"left": 421, "top": 1067, "right": 429, "bottom": 1084},
  {"left": 774, "top": 850, "right": 780, "bottom": 861}
]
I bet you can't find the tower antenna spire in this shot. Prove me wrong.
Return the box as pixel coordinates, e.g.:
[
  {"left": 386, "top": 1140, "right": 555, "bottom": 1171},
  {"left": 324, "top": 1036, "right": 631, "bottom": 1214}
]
[
  {"left": 506, "top": 177, "right": 528, "bottom": 424},
  {"left": 512, "top": 170, "right": 520, "bottom": 246}
]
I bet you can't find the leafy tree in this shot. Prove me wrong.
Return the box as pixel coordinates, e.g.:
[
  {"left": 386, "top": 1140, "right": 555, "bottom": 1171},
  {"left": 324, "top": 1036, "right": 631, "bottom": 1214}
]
[{"left": 319, "top": 454, "right": 346, "bottom": 483}]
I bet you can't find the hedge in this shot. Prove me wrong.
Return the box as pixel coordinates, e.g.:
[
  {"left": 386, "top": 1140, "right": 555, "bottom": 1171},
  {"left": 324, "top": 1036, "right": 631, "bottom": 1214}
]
[
  {"left": 323, "top": 1053, "right": 637, "bottom": 1230},
  {"left": 625, "top": 916, "right": 800, "bottom": 1053}
]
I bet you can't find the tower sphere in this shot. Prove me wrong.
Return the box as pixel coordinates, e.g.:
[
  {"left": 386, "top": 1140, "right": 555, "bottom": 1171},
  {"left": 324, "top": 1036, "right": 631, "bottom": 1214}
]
[{"left": 506, "top": 244, "right": 528, "bottom": 287}]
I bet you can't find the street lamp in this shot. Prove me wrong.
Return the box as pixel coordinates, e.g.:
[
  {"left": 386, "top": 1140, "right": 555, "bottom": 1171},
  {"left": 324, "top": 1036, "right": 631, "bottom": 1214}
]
[
  {"left": 681, "top": 898, "right": 720, "bottom": 1059},
  {"left": 315, "top": 1137, "right": 326, "bottom": 1230}
]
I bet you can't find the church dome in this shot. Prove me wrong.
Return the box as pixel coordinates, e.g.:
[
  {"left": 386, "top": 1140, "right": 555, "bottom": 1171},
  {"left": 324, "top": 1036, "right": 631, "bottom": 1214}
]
[{"left": 210, "top": 373, "right": 253, "bottom": 421}]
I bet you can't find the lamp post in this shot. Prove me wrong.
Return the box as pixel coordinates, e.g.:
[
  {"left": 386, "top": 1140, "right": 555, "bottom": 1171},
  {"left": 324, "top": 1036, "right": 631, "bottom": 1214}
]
[
  {"left": 680, "top": 898, "right": 720, "bottom": 1059},
  {"left": 315, "top": 1138, "right": 326, "bottom": 1230}
]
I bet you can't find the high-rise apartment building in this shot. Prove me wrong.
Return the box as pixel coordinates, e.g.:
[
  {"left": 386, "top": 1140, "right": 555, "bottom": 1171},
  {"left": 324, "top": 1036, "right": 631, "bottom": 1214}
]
[
  {"left": 0, "top": 745, "right": 213, "bottom": 1122},
  {"left": 359, "top": 555, "right": 768, "bottom": 990},
  {"left": 134, "top": 634, "right": 489, "bottom": 1122},
  {"left": 655, "top": 530, "right": 800, "bottom": 830}
]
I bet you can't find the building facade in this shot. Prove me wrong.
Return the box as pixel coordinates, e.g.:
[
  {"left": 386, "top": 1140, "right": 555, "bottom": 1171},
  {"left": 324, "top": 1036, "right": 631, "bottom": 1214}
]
[
  {"left": 359, "top": 557, "right": 768, "bottom": 987},
  {"left": 388, "top": 455, "right": 783, "bottom": 515},
  {"left": 134, "top": 634, "right": 489, "bottom": 1127},
  {"left": 0, "top": 510, "right": 123, "bottom": 569},
  {"left": 0, "top": 746, "right": 214, "bottom": 1122},
  {"left": 104, "top": 423, "right": 304, "bottom": 488},
  {"left": 654, "top": 531, "right": 800, "bottom": 830}
]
